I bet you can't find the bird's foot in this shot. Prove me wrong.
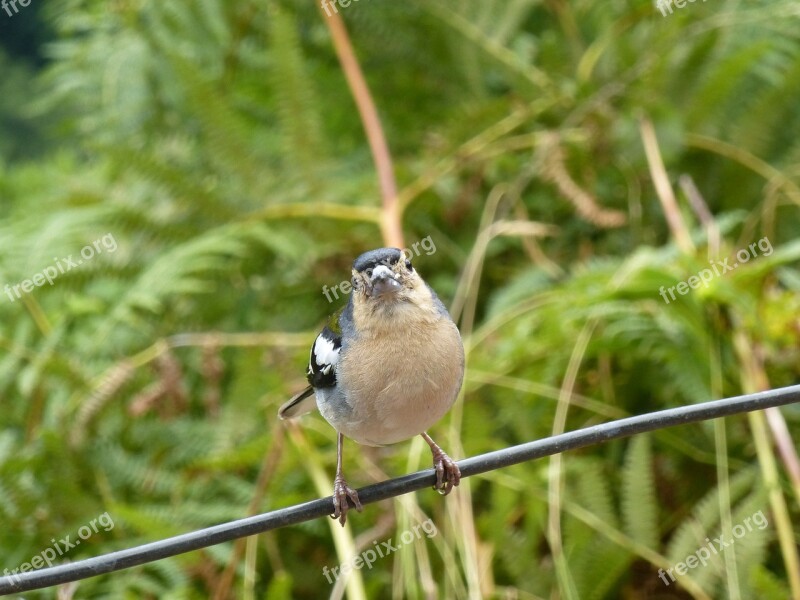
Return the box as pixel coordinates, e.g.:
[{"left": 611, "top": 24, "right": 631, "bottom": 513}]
[
  {"left": 431, "top": 447, "right": 461, "bottom": 495},
  {"left": 331, "top": 474, "right": 362, "bottom": 526}
]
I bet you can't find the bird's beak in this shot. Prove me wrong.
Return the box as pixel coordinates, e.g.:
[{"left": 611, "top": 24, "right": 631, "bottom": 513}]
[{"left": 367, "top": 265, "right": 402, "bottom": 297}]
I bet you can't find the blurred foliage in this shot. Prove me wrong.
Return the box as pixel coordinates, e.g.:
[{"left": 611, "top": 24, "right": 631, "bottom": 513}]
[{"left": 1, "top": 0, "right": 799, "bottom": 598}]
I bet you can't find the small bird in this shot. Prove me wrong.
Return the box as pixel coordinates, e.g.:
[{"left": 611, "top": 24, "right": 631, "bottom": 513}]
[{"left": 279, "top": 248, "right": 465, "bottom": 525}]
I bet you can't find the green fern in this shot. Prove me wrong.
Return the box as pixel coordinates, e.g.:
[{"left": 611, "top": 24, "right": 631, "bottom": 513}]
[{"left": 621, "top": 434, "right": 659, "bottom": 549}]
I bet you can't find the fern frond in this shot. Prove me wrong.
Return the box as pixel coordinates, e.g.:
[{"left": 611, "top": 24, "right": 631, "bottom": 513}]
[{"left": 621, "top": 435, "right": 659, "bottom": 549}]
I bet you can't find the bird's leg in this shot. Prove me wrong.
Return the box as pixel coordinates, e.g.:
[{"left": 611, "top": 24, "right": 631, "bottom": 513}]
[
  {"left": 331, "top": 432, "right": 363, "bottom": 526},
  {"left": 421, "top": 432, "right": 461, "bottom": 495}
]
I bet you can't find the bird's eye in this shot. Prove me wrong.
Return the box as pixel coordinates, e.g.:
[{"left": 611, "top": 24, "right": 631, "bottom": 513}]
[
  {"left": 364, "top": 268, "right": 373, "bottom": 278},
  {"left": 405, "top": 260, "right": 413, "bottom": 271}
]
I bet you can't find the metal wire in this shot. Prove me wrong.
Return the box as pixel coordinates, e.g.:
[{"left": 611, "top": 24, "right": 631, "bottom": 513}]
[{"left": 2, "top": 384, "right": 799, "bottom": 594}]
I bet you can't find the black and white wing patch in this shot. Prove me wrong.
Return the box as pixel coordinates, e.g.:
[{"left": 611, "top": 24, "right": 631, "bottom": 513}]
[
  {"left": 306, "top": 326, "right": 341, "bottom": 389},
  {"left": 278, "top": 326, "right": 341, "bottom": 420},
  {"left": 278, "top": 323, "right": 343, "bottom": 420}
]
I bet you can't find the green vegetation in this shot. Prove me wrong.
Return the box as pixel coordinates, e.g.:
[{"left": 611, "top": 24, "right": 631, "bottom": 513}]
[{"left": 1, "top": 0, "right": 799, "bottom": 598}]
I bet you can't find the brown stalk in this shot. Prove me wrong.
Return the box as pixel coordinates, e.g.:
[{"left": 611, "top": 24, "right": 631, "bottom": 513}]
[
  {"left": 319, "top": 6, "right": 404, "bottom": 248},
  {"left": 639, "top": 117, "right": 694, "bottom": 254}
]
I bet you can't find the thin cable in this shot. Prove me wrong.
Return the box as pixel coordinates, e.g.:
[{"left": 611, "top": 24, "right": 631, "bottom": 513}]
[{"left": 2, "top": 384, "right": 799, "bottom": 594}]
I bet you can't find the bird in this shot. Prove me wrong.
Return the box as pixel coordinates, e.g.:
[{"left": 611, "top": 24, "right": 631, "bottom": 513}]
[{"left": 279, "top": 247, "right": 465, "bottom": 525}]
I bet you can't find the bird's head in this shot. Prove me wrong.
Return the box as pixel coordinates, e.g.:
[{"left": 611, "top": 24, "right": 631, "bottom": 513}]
[{"left": 349, "top": 248, "right": 435, "bottom": 319}]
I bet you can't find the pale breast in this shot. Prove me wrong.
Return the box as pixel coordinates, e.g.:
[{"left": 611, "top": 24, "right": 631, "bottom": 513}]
[{"left": 335, "top": 317, "right": 464, "bottom": 445}]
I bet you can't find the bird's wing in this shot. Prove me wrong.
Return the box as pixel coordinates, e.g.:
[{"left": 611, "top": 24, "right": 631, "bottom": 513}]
[
  {"left": 306, "top": 324, "right": 341, "bottom": 389},
  {"left": 278, "top": 309, "right": 344, "bottom": 419}
]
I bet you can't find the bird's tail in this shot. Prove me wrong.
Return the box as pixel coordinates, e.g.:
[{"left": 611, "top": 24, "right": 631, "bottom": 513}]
[{"left": 278, "top": 386, "right": 317, "bottom": 419}]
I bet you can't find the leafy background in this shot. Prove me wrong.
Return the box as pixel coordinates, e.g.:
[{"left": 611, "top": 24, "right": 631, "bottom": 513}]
[{"left": 1, "top": 0, "right": 799, "bottom": 598}]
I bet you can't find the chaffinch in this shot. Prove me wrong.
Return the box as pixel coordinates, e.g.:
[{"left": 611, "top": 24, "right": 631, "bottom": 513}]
[{"left": 279, "top": 247, "right": 465, "bottom": 525}]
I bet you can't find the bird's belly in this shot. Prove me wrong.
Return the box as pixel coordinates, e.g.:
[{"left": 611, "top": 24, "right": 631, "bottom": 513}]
[
  {"left": 347, "top": 378, "right": 457, "bottom": 445},
  {"left": 327, "top": 324, "right": 464, "bottom": 446}
]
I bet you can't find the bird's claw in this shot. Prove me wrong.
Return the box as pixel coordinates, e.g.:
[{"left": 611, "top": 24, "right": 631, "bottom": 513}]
[
  {"left": 432, "top": 448, "right": 461, "bottom": 495},
  {"left": 331, "top": 475, "right": 363, "bottom": 526}
]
